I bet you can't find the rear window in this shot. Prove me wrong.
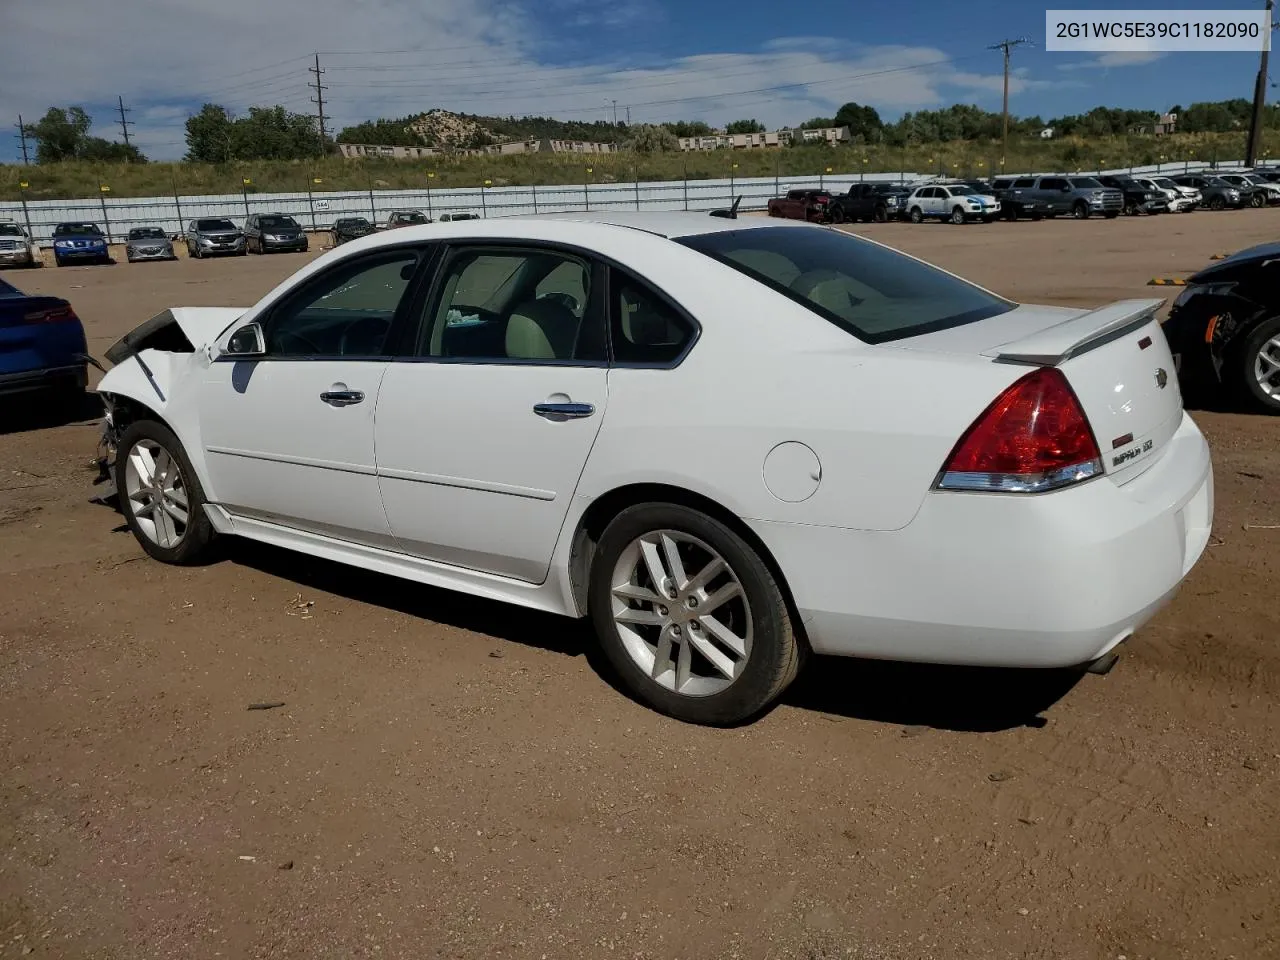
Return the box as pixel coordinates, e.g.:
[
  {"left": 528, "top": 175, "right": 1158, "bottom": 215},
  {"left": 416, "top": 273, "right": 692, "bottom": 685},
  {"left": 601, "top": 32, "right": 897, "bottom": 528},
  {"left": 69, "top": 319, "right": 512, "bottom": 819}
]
[
  {"left": 677, "top": 227, "right": 1014, "bottom": 344},
  {"left": 196, "top": 218, "right": 237, "bottom": 231}
]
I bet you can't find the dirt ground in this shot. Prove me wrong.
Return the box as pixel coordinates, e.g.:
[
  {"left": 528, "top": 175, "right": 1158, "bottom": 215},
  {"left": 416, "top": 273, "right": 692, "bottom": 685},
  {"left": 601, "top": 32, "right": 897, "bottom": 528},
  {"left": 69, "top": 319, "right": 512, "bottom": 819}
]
[{"left": 2, "top": 212, "right": 1279, "bottom": 960}]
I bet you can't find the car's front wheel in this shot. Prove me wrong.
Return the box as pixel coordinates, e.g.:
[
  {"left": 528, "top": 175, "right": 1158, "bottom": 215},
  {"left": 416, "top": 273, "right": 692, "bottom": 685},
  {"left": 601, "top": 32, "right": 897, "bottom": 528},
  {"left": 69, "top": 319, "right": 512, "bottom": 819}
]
[
  {"left": 950, "top": 207, "right": 966, "bottom": 225},
  {"left": 1072, "top": 201, "right": 1090, "bottom": 220},
  {"left": 116, "top": 420, "right": 217, "bottom": 564},
  {"left": 1239, "top": 315, "right": 1280, "bottom": 414},
  {"left": 589, "top": 503, "right": 802, "bottom": 726},
  {"left": 909, "top": 206, "right": 924, "bottom": 223}
]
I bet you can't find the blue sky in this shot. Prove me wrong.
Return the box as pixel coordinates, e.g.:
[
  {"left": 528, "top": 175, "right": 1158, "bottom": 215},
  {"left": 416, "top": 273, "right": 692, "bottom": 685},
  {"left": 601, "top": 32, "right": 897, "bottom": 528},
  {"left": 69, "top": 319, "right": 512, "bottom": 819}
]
[{"left": 0, "top": 0, "right": 1271, "bottom": 161}]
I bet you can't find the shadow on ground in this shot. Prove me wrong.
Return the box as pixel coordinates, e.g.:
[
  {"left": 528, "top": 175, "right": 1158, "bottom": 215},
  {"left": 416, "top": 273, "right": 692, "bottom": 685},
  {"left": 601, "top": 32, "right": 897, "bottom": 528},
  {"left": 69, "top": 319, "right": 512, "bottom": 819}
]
[
  {"left": 228, "top": 539, "right": 1082, "bottom": 733},
  {"left": 0, "top": 392, "right": 103, "bottom": 436}
]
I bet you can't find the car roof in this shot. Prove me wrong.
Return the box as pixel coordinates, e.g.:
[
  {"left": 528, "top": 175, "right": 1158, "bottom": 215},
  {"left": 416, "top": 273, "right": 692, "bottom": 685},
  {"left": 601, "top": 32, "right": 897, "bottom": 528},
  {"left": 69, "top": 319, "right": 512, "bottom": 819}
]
[{"left": 528, "top": 211, "right": 809, "bottom": 238}]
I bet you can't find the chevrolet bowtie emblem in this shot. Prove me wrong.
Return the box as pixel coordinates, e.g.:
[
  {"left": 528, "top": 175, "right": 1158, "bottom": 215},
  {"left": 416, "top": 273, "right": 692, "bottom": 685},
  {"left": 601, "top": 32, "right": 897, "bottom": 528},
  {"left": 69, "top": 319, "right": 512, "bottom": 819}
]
[{"left": 1155, "top": 368, "right": 1168, "bottom": 389}]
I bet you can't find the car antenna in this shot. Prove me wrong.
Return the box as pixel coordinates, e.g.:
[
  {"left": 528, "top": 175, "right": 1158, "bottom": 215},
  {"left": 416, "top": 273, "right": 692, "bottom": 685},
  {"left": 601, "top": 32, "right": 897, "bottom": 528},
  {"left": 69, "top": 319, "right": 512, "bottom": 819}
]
[{"left": 709, "top": 195, "right": 742, "bottom": 219}]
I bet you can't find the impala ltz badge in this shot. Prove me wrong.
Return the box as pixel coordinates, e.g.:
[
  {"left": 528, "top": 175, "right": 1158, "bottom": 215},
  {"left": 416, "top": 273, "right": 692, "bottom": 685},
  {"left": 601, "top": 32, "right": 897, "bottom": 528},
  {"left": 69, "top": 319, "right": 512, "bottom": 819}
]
[{"left": 1155, "top": 367, "right": 1168, "bottom": 389}]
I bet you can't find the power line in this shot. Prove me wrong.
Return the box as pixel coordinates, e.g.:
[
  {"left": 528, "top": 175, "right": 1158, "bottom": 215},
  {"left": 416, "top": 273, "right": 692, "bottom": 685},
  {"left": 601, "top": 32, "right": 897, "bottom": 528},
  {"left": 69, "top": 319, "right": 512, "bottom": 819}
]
[
  {"left": 310, "top": 53, "right": 329, "bottom": 155},
  {"left": 988, "top": 37, "right": 1033, "bottom": 170},
  {"left": 116, "top": 95, "right": 135, "bottom": 153},
  {"left": 14, "top": 115, "right": 30, "bottom": 165}
]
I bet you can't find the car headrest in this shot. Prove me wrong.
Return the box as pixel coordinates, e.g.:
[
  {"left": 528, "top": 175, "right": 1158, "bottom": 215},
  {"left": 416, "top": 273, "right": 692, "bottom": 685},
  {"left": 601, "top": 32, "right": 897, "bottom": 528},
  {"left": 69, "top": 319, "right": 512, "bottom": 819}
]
[{"left": 505, "top": 298, "right": 579, "bottom": 360}]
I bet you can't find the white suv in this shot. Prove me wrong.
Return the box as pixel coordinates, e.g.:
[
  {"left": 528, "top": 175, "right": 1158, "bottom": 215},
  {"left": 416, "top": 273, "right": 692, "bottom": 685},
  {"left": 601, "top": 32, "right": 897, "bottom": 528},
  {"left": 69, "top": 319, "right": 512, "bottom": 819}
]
[
  {"left": 904, "top": 184, "right": 1002, "bottom": 224},
  {"left": 0, "top": 220, "right": 38, "bottom": 267}
]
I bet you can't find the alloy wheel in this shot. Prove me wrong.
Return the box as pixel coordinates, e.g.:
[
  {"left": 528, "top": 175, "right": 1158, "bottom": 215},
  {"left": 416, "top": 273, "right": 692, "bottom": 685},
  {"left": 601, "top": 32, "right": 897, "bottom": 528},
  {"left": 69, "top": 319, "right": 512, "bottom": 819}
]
[
  {"left": 610, "top": 530, "right": 753, "bottom": 697},
  {"left": 1255, "top": 333, "right": 1280, "bottom": 398},
  {"left": 124, "top": 439, "right": 190, "bottom": 549}
]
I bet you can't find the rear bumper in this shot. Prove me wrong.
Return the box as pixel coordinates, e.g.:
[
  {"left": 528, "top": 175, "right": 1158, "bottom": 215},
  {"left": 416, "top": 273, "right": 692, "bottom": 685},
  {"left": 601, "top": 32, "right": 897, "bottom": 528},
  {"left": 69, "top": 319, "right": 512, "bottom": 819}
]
[
  {"left": 0, "top": 363, "right": 87, "bottom": 396},
  {"left": 753, "top": 412, "right": 1213, "bottom": 668}
]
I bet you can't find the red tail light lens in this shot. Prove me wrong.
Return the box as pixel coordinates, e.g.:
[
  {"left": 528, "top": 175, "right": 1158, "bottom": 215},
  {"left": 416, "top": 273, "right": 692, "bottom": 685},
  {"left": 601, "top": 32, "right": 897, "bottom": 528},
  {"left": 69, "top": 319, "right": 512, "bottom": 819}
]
[
  {"left": 24, "top": 305, "right": 79, "bottom": 325},
  {"left": 935, "top": 367, "right": 1103, "bottom": 493}
]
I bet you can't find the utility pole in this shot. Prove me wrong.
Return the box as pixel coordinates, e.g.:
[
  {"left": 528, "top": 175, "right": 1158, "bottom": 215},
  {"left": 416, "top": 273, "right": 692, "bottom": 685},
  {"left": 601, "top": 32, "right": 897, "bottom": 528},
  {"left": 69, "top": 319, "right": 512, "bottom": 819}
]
[
  {"left": 625, "top": 106, "right": 631, "bottom": 125},
  {"left": 1245, "top": 0, "right": 1274, "bottom": 166},
  {"left": 309, "top": 53, "right": 328, "bottom": 157},
  {"left": 988, "top": 37, "right": 1033, "bottom": 170},
  {"left": 14, "top": 115, "right": 30, "bottom": 165},
  {"left": 116, "top": 96, "right": 134, "bottom": 153},
  {"left": 611, "top": 99, "right": 618, "bottom": 126}
]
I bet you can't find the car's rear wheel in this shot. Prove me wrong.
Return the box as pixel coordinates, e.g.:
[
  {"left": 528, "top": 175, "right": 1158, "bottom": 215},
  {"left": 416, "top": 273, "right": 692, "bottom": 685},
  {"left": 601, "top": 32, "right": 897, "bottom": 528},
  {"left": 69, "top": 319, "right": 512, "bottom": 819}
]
[
  {"left": 589, "top": 503, "right": 801, "bottom": 726},
  {"left": 1238, "top": 315, "right": 1280, "bottom": 414},
  {"left": 909, "top": 206, "right": 924, "bottom": 224},
  {"left": 116, "top": 420, "right": 216, "bottom": 564}
]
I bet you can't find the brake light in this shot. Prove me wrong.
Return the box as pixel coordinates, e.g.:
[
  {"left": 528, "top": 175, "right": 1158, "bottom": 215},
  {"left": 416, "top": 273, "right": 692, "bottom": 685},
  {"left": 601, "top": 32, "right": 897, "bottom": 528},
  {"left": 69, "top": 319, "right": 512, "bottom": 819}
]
[
  {"left": 24, "top": 305, "right": 79, "bottom": 325},
  {"left": 934, "top": 367, "right": 1102, "bottom": 493}
]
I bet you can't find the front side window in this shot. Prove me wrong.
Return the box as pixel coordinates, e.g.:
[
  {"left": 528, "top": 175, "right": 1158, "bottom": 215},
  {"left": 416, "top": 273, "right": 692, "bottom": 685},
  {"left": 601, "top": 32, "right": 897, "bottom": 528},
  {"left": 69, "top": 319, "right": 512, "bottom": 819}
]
[
  {"left": 264, "top": 249, "right": 421, "bottom": 358},
  {"left": 417, "top": 247, "right": 602, "bottom": 363},
  {"left": 677, "top": 227, "right": 1013, "bottom": 344}
]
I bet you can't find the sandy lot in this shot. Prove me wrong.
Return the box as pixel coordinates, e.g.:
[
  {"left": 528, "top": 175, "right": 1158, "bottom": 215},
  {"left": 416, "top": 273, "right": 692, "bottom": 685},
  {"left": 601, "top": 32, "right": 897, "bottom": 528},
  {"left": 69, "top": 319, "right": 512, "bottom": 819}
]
[{"left": 2, "top": 212, "right": 1279, "bottom": 960}]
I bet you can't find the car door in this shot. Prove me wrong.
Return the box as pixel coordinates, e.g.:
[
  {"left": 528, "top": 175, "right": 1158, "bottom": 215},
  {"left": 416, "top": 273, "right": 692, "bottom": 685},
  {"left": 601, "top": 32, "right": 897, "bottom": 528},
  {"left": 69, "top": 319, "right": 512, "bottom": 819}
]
[
  {"left": 198, "top": 244, "right": 431, "bottom": 544},
  {"left": 374, "top": 242, "right": 610, "bottom": 583}
]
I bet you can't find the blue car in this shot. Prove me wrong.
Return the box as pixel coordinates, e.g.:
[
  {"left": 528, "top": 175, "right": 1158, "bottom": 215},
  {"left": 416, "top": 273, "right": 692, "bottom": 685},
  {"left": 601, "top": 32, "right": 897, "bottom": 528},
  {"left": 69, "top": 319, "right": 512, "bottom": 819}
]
[
  {"left": 0, "top": 276, "right": 88, "bottom": 405},
  {"left": 52, "top": 221, "right": 110, "bottom": 267}
]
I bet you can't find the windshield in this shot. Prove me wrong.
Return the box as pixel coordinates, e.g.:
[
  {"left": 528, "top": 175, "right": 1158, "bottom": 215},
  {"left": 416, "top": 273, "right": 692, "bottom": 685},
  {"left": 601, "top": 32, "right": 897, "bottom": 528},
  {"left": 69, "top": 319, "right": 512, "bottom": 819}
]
[
  {"left": 128, "top": 227, "right": 166, "bottom": 240},
  {"left": 0, "top": 224, "right": 23, "bottom": 236},
  {"left": 677, "top": 227, "right": 1014, "bottom": 344},
  {"left": 1070, "top": 177, "right": 1103, "bottom": 188},
  {"left": 339, "top": 218, "right": 370, "bottom": 227},
  {"left": 259, "top": 215, "right": 298, "bottom": 229},
  {"left": 395, "top": 212, "right": 428, "bottom": 223},
  {"left": 196, "top": 218, "right": 238, "bottom": 232},
  {"left": 1244, "top": 174, "right": 1268, "bottom": 184},
  {"left": 54, "top": 223, "right": 101, "bottom": 236},
  {"left": 1154, "top": 178, "right": 1179, "bottom": 189}
]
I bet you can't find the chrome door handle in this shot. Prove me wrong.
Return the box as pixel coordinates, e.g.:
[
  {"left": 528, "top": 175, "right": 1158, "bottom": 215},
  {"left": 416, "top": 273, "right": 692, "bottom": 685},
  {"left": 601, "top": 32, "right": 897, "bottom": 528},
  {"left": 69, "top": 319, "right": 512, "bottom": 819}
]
[
  {"left": 320, "top": 389, "right": 365, "bottom": 406},
  {"left": 533, "top": 402, "right": 595, "bottom": 420}
]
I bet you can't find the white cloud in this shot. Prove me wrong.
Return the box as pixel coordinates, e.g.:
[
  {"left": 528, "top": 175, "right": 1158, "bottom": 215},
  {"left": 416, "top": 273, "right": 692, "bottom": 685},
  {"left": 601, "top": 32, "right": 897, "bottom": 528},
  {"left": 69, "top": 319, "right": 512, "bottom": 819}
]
[
  {"left": 1057, "top": 50, "right": 1167, "bottom": 71},
  {"left": 0, "top": 0, "right": 1038, "bottom": 160}
]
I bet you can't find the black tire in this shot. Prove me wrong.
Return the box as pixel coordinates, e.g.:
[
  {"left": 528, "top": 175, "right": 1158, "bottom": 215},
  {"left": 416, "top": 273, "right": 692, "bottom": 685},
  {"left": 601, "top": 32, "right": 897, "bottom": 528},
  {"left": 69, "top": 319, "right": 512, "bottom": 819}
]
[
  {"left": 1209, "top": 195, "right": 1226, "bottom": 211},
  {"left": 981, "top": 215, "right": 993, "bottom": 224},
  {"left": 909, "top": 206, "right": 924, "bottom": 224},
  {"left": 1124, "top": 202, "right": 1138, "bottom": 216},
  {"left": 115, "top": 419, "right": 217, "bottom": 565},
  {"left": 950, "top": 206, "right": 966, "bottom": 225},
  {"left": 1030, "top": 212, "right": 1043, "bottom": 221},
  {"left": 1237, "top": 315, "right": 1280, "bottom": 414},
  {"left": 1004, "top": 205, "right": 1018, "bottom": 221},
  {"left": 873, "top": 205, "right": 888, "bottom": 223},
  {"left": 1251, "top": 192, "right": 1266, "bottom": 208},
  {"left": 588, "top": 502, "right": 802, "bottom": 726},
  {"left": 827, "top": 205, "right": 845, "bottom": 224},
  {"left": 192, "top": 244, "right": 202, "bottom": 259},
  {"left": 54, "top": 256, "right": 65, "bottom": 268},
  {"left": 1072, "top": 201, "right": 1090, "bottom": 220}
]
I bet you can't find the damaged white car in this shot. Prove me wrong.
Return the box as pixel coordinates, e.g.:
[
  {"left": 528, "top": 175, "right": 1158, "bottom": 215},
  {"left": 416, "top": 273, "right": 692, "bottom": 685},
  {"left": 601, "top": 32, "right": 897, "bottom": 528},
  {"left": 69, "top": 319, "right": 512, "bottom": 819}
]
[{"left": 94, "top": 212, "right": 1214, "bottom": 725}]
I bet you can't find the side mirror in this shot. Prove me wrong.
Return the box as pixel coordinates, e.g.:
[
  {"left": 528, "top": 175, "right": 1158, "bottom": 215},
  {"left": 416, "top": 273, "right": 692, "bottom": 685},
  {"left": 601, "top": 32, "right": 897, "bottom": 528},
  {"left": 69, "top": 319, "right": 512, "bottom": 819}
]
[{"left": 222, "top": 321, "right": 266, "bottom": 358}]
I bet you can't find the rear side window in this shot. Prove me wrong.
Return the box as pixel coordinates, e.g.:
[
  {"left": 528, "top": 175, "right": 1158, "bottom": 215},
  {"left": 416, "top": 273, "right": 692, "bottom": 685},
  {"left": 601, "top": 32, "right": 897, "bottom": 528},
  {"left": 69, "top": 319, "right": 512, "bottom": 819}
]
[
  {"left": 610, "top": 270, "right": 695, "bottom": 366},
  {"left": 677, "top": 227, "right": 1014, "bottom": 345},
  {"left": 1014, "top": 178, "right": 1035, "bottom": 187},
  {"left": 1040, "top": 178, "right": 1068, "bottom": 190}
]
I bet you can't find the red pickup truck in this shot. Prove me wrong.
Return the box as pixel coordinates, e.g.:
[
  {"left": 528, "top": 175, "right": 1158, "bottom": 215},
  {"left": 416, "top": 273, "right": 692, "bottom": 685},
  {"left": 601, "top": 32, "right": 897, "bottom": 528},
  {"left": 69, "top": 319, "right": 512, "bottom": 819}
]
[{"left": 766, "top": 189, "right": 839, "bottom": 223}]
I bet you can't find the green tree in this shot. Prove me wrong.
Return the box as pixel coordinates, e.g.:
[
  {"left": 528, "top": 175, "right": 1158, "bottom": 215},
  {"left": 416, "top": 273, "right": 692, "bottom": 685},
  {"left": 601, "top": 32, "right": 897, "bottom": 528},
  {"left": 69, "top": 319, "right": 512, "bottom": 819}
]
[
  {"left": 833, "top": 102, "right": 883, "bottom": 140},
  {"left": 798, "top": 116, "right": 835, "bottom": 129},
  {"left": 664, "top": 120, "right": 713, "bottom": 138},
  {"left": 185, "top": 104, "right": 237, "bottom": 163},
  {"left": 626, "top": 123, "right": 678, "bottom": 153},
  {"left": 725, "top": 119, "right": 765, "bottom": 134},
  {"left": 32, "top": 106, "right": 144, "bottom": 163}
]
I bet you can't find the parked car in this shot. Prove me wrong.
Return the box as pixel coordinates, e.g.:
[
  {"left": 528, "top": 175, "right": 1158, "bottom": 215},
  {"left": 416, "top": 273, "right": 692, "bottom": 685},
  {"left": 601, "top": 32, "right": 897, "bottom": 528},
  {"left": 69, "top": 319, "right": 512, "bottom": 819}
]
[
  {"left": 0, "top": 220, "right": 39, "bottom": 268},
  {"left": 1096, "top": 176, "right": 1169, "bottom": 216},
  {"left": 1150, "top": 175, "right": 1201, "bottom": 211},
  {"left": 52, "top": 222, "right": 110, "bottom": 266},
  {"left": 767, "top": 189, "right": 839, "bottom": 223},
  {"left": 830, "top": 182, "right": 912, "bottom": 222},
  {"left": 245, "top": 213, "right": 309, "bottom": 255},
  {"left": 185, "top": 218, "right": 246, "bottom": 258},
  {"left": 332, "top": 217, "right": 376, "bottom": 245},
  {"left": 386, "top": 210, "right": 431, "bottom": 229},
  {"left": 1163, "top": 242, "right": 1280, "bottom": 413},
  {"left": 990, "top": 177, "right": 1050, "bottom": 220},
  {"left": 1216, "top": 173, "right": 1280, "bottom": 207},
  {"left": 439, "top": 212, "right": 481, "bottom": 222},
  {"left": 1134, "top": 176, "right": 1196, "bottom": 213},
  {"left": 1252, "top": 168, "right": 1280, "bottom": 184},
  {"left": 0, "top": 275, "right": 87, "bottom": 409},
  {"left": 92, "top": 212, "right": 1213, "bottom": 724},
  {"left": 1170, "top": 174, "right": 1246, "bottom": 210},
  {"left": 995, "top": 175, "right": 1124, "bottom": 220},
  {"left": 903, "top": 184, "right": 1000, "bottom": 224},
  {"left": 125, "top": 226, "right": 176, "bottom": 263}
]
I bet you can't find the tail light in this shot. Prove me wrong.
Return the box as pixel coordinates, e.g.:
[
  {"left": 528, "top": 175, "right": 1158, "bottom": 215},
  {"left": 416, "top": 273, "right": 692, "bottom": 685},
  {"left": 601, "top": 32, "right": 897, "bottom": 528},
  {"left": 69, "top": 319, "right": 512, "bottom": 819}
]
[
  {"left": 934, "top": 367, "right": 1102, "bottom": 494},
  {"left": 24, "top": 305, "right": 79, "bottom": 325}
]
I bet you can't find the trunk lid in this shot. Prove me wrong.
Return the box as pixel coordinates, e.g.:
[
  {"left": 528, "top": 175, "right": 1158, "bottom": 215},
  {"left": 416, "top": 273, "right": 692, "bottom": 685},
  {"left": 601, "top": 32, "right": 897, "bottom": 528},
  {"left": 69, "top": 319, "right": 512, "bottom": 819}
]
[{"left": 899, "top": 299, "right": 1184, "bottom": 485}]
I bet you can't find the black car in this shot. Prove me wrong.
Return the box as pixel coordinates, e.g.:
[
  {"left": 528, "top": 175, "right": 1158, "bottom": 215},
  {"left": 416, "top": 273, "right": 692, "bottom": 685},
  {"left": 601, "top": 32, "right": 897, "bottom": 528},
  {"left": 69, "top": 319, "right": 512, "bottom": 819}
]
[
  {"left": 829, "top": 182, "right": 913, "bottom": 222},
  {"left": 1163, "top": 242, "right": 1280, "bottom": 413},
  {"left": 245, "top": 213, "right": 308, "bottom": 254},
  {"left": 1096, "top": 176, "right": 1168, "bottom": 215},
  {"left": 332, "top": 217, "right": 376, "bottom": 245}
]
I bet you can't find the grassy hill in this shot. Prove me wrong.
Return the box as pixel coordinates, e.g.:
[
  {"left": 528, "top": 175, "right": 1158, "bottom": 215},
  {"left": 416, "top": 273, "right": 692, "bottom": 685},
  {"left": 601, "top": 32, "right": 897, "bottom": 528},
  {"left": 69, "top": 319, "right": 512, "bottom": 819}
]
[{"left": 0, "top": 132, "right": 1258, "bottom": 202}]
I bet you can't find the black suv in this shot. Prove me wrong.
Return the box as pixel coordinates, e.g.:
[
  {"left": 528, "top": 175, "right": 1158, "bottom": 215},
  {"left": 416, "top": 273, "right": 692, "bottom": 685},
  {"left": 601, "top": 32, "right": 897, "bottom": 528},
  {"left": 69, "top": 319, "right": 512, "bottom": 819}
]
[
  {"left": 1097, "top": 176, "right": 1169, "bottom": 216},
  {"left": 332, "top": 217, "right": 377, "bottom": 245},
  {"left": 245, "top": 213, "right": 308, "bottom": 254},
  {"left": 831, "top": 182, "right": 913, "bottom": 222}
]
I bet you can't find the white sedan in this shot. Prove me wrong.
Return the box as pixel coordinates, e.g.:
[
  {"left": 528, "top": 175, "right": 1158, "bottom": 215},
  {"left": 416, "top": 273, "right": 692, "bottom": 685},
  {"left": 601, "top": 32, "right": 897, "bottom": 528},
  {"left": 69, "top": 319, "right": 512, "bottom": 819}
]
[
  {"left": 904, "top": 184, "right": 1002, "bottom": 224},
  {"left": 95, "top": 213, "right": 1213, "bottom": 725}
]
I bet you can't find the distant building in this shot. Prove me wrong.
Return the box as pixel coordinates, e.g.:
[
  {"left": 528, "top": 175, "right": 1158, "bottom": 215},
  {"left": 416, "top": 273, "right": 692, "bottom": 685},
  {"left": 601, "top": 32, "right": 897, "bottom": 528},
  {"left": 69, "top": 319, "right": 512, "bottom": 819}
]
[
  {"left": 676, "top": 126, "right": 850, "bottom": 151},
  {"left": 338, "top": 138, "right": 617, "bottom": 160},
  {"left": 1127, "top": 113, "right": 1178, "bottom": 136}
]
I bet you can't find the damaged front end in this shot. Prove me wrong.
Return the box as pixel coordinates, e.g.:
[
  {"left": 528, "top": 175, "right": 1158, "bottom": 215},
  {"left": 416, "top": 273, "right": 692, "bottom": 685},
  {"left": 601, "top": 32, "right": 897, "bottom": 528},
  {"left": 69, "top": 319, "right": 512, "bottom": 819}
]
[{"left": 91, "top": 397, "right": 121, "bottom": 506}]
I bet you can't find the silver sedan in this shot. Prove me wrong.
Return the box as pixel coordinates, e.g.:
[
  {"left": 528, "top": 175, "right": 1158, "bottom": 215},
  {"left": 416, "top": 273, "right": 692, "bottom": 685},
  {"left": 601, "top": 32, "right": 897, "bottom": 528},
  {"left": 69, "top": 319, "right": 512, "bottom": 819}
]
[{"left": 125, "top": 227, "right": 176, "bottom": 263}]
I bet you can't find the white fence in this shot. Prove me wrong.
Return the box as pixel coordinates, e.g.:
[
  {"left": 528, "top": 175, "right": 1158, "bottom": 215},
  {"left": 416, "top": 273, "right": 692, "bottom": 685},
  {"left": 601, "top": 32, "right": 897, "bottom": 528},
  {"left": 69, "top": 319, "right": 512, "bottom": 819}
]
[{"left": 0, "top": 159, "right": 1253, "bottom": 246}]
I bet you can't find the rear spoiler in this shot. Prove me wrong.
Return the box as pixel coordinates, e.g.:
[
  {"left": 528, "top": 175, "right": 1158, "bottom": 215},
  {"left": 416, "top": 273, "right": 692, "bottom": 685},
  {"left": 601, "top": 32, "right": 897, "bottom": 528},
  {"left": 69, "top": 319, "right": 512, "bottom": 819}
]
[{"left": 983, "top": 299, "right": 1164, "bottom": 366}]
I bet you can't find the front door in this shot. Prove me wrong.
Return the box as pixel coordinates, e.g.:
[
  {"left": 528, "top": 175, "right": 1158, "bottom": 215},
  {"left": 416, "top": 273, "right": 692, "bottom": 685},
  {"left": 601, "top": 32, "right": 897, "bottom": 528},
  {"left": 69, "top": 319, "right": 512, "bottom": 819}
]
[
  {"left": 375, "top": 244, "right": 609, "bottom": 583},
  {"left": 199, "top": 246, "right": 428, "bottom": 544}
]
